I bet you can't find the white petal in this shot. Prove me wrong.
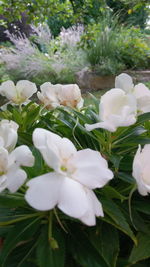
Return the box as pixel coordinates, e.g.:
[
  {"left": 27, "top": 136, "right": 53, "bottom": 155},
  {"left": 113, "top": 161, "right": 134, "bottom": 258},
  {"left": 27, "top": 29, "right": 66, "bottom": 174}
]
[
  {"left": 77, "top": 97, "right": 84, "bottom": 109},
  {"left": 10, "top": 145, "right": 35, "bottom": 167},
  {"left": 133, "top": 83, "right": 150, "bottom": 98},
  {"left": 58, "top": 177, "right": 89, "bottom": 218},
  {"left": 99, "top": 89, "right": 135, "bottom": 120},
  {"left": 58, "top": 137, "right": 77, "bottom": 161},
  {"left": 25, "top": 173, "right": 62, "bottom": 210},
  {"left": 98, "top": 89, "right": 137, "bottom": 131},
  {"left": 33, "top": 128, "right": 61, "bottom": 171},
  {"left": 33, "top": 128, "right": 76, "bottom": 172},
  {"left": 136, "top": 96, "right": 150, "bottom": 114},
  {"left": 0, "top": 80, "right": 16, "bottom": 100},
  {"left": 80, "top": 189, "right": 104, "bottom": 226},
  {"left": 85, "top": 122, "right": 117, "bottom": 132},
  {"left": 0, "top": 147, "right": 9, "bottom": 173},
  {"left": 57, "top": 84, "right": 82, "bottom": 108},
  {"left": 85, "top": 92, "right": 137, "bottom": 132},
  {"left": 0, "top": 119, "right": 18, "bottom": 151},
  {"left": 7, "top": 166, "right": 27, "bottom": 193},
  {"left": 38, "top": 82, "right": 60, "bottom": 108},
  {"left": 70, "top": 149, "right": 113, "bottom": 189},
  {"left": 133, "top": 84, "right": 150, "bottom": 114},
  {"left": 16, "top": 80, "right": 37, "bottom": 99},
  {"left": 115, "top": 73, "right": 134, "bottom": 93},
  {"left": 132, "top": 145, "right": 150, "bottom": 196}
]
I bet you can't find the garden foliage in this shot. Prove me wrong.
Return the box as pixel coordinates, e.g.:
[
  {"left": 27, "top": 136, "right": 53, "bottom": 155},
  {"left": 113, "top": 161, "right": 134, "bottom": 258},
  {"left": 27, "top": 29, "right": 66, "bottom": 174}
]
[
  {"left": 0, "top": 74, "right": 150, "bottom": 266},
  {"left": 1, "top": 19, "right": 150, "bottom": 85}
]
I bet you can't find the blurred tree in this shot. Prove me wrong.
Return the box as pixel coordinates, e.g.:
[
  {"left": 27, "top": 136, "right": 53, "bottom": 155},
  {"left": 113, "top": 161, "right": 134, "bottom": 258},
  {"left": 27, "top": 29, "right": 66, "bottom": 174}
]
[
  {"left": 0, "top": 0, "right": 107, "bottom": 38},
  {"left": 0, "top": 0, "right": 149, "bottom": 41},
  {"left": 106, "top": 0, "right": 150, "bottom": 28}
]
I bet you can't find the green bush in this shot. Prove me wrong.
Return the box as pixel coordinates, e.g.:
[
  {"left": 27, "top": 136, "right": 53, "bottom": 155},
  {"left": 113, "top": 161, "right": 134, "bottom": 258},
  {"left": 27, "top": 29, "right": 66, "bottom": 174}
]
[
  {"left": 117, "top": 27, "right": 150, "bottom": 69},
  {"left": 83, "top": 18, "right": 150, "bottom": 74}
]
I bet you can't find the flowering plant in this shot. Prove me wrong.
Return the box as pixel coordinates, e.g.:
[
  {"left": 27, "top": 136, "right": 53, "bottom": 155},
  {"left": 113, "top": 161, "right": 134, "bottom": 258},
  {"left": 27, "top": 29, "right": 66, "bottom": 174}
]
[{"left": 0, "top": 75, "right": 150, "bottom": 266}]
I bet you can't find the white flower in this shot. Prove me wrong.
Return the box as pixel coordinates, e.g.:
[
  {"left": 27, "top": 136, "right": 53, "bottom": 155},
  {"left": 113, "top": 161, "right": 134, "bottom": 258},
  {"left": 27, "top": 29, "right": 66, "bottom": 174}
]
[
  {"left": 133, "top": 83, "right": 150, "bottom": 114},
  {"left": 0, "top": 145, "right": 34, "bottom": 193},
  {"left": 37, "top": 82, "right": 60, "bottom": 109},
  {"left": 85, "top": 89, "right": 137, "bottom": 132},
  {"left": 0, "top": 120, "right": 19, "bottom": 151},
  {"left": 37, "top": 82, "right": 83, "bottom": 109},
  {"left": 0, "top": 80, "right": 37, "bottom": 105},
  {"left": 25, "top": 128, "right": 113, "bottom": 226},
  {"left": 115, "top": 73, "right": 134, "bottom": 93},
  {"left": 115, "top": 73, "right": 150, "bottom": 114},
  {"left": 132, "top": 145, "right": 150, "bottom": 196},
  {"left": 57, "top": 84, "right": 84, "bottom": 109}
]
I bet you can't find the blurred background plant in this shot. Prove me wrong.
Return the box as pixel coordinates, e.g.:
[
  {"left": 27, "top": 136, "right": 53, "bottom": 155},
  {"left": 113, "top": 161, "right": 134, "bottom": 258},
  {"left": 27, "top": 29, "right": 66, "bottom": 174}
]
[
  {"left": 0, "top": 0, "right": 150, "bottom": 84},
  {"left": 0, "top": 24, "right": 87, "bottom": 85},
  {"left": 81, "top": 15, "right": 150, "bottom": 75}
]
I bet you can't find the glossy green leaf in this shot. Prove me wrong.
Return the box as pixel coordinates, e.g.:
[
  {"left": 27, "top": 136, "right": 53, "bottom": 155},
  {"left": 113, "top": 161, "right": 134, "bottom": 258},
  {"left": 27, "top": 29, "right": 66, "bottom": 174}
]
[
  {"left": 36, "top": 225, "right": 65, "bottom": 267},
  {"left": 129, "top": 232, "right": 150, "bottom": 265},
  {"left": 0, "top": 217, "right": 41, "bottom": 266},
  {"left": 89, "top": 223, "right": 119, "bottom": 267},
  {"left": 68, "top": 226, "right": 109, "bottom": 267},
  {"left": 101, "top": 185, "right": 127, "bottom": 201},
  {"left": 0, "top": 193, "right": 26, "bottom": 208},
  {"left": 136, "top": 112, "right": 150, "bottom": 124},
  {"left": 100, "top": 197, "right": 137, "bottom": 244}
]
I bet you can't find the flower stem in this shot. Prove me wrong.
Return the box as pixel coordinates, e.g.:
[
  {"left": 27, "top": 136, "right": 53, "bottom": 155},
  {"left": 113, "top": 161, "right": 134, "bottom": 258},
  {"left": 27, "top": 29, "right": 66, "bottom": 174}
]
[
  {"left": 106, "top": 131, "right": 112, "bottom": 155},
  {"left": 54, "top": 208, "right": 68, "bottom": 233},
  {"left": 19, "top": 104, "right": 22, "bottom": 112},
  {"left": 48, "top": 211, "right": 58, "bottom": 249},
  {"left": 128, "top": 184, "right": 137, "bottom": 230}
]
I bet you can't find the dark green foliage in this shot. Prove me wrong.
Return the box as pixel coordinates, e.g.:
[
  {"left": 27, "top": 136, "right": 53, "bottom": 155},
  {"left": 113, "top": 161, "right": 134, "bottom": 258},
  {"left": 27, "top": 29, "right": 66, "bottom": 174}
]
[{"left": 0, "top": 94, "right": 150, "bottom": 266}]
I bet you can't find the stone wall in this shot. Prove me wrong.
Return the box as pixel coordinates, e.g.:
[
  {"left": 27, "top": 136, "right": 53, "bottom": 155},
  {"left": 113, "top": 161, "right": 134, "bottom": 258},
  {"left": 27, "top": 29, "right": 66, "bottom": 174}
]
[{"left": 76, "top": 69, "right": 150, "bottom": 92}]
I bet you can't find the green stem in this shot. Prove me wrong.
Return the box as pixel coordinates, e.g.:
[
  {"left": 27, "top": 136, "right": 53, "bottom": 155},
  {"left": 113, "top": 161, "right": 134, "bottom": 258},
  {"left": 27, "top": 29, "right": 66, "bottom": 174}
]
[
  {"left": 54, "top": 208, "right": 68, "bottom": 233},
  {"left": 106, "top": 131, "right": 112, "bottom": 155},
  {"left": 48, "top": 211, "right": 58, "bottom": 249},
  {"left": 19, "top": 104, "right": 22, "bottom": 112},
  {"left": 129, "top": 184, "right": 137, "bottom": 230},
  {"left": 48, "top": 211, "right": 53, "bottom": 241}
]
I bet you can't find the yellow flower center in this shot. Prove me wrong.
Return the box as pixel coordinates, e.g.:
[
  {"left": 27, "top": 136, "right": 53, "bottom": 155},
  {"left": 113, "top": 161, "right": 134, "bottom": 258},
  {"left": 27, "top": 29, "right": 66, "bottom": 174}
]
[{"left": 61, "top": 166, "right": 67, "bottom": 172}]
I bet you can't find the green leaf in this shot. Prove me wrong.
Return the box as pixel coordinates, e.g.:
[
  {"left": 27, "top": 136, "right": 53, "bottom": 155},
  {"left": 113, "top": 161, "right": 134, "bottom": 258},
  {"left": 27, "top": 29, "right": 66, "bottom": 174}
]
[
  {"left": 36, "top": 225, "right": 65, "bottom": 267},
  {"left": 18, "top": 132, "right": 32, "bottom": 146},
  {"left": 4, "top": 239, "right": 38, "bottom": 267},
  {"left": 118, "top": 172, "right": 135, "bottom": 184},
  {"left": 133, "top": 200, "right": 150, "bottom": 215},
  {"left": 137, "top": 112, "right": 150, "bottom": 124},
  {"left": 0, "top": 217, "right": 41, "bottom": 266},
  {"left": 87, "top": 93, "right": 99, "bottom": 112},
  {"left": 100, "top": 197, "right": 137, "bottom": 244},
  {"left": 0, "top": 193, "right": 26, "bottom": 208},
  {"left": 23, "top": 147, "right": 44, "bottom": 178},
  {"left": 109, "top": 154, "right": 123, "bottom": 169},
  {"left": 113, "top": 126, "right": 147, "bottom": 145},
  {"left": 12, "top": 108, "right": 23, "bottom": 125},
  {"left": 129, "top": 232, "right": 150, "bottom": 264},
  {"left": 68, "top": 226, "right": 109, "bottom": 267},
  {"left": 101, "top": 185, "right": 127, "bottom": 201},
  {"left": 23, "top": 105, "right": 40, "bottom": 129},
  {"left": 89, "top": 223, "right": 119, "bottom": 267}
]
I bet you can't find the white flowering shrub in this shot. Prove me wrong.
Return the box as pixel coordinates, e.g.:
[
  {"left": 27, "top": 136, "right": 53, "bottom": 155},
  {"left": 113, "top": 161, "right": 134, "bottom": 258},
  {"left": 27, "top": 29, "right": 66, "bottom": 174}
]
[{"left": 0, "top": 74, "right": 150, "bottom": 266}]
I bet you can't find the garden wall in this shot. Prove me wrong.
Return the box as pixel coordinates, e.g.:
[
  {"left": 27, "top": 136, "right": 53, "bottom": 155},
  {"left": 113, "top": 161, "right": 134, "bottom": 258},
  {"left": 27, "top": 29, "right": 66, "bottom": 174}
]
[{"left": 76, "top": 69, "right": 150, "bottom": 92}]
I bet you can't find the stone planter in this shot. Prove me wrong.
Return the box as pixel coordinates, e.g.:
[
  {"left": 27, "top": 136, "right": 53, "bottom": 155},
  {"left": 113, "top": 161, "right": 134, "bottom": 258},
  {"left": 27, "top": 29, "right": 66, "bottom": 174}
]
[{"left": 76, "top": 69, "right": 150, "bottom": 93}]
